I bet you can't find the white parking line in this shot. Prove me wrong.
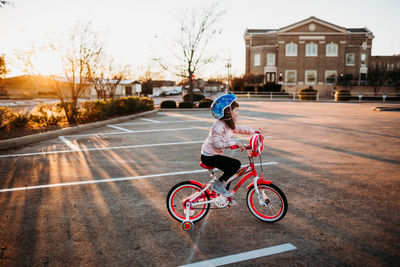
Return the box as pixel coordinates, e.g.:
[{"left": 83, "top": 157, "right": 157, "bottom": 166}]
[
  {"left": 116, "top": 120, "right": 197, "bottom": 126},
  {"left": 140, "top": 118, "right": 160, "bottom": 123},
  {"left": 67, "top": 127, "right": 203, "bottom": 137},
  {"left": 0, "top": 137, "right": 270, "bottom": 158},
  {"left": 107, "top": 124, "right": 133, "bottom": 132},
  {"left": 178, "top": 243, "right": 297, "bottom": 267},
  {"left": 0, "top": 162, "right": 278, "bottom": 192},
  {"left": 58, "top": 136, "right": 79, "bottom": 151},
  {"left": 0, "top": 140, "right": 206, "bottom": 158}
]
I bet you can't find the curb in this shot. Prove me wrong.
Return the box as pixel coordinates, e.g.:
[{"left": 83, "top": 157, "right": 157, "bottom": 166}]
[
  {"left": 159, "top": 108, "right": 210, "bottom": 111},
  {"left": 373, "top": 106, "right": 400, "bottom": 112},
  {"left": 0, "top": 109, "right": 159, "bottom": 151}
]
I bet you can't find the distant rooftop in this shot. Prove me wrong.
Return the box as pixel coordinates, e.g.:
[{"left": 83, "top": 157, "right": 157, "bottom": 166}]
[
  {"left": 347, "top": 28, "right": 369, "bottom": 33},
  {"left": 246, "top": 29, "right": 277, "bottom": 34}
]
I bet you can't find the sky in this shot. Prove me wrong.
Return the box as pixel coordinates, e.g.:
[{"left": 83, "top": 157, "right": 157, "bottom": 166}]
[{"left": 1, "top": 0, "right": 399, "bottom": 80}]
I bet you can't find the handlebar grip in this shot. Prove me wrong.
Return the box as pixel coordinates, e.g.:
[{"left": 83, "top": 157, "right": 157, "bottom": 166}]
[{"left": 230, "top": 145, "right": 239, "bottom": 150}]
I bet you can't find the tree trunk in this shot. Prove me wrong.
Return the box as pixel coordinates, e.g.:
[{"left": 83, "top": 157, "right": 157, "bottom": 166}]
[{"left": 188, "top": 70, "right": 194, "bottom": 103}]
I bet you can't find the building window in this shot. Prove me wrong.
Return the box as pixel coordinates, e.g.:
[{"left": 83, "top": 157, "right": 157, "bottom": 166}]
[
  {"left": 346, "top": 53, "right": 355, "bottom": 66},
  {"left": 285, "top": 43, "right": 298, "bottom": 56},
  {"left": 305, "top": 70, "right": 317, "bottom": 84},
  {"left": 285, "top": 70, "right": 297, "bottom": 83},
  {"left": 267, "top": 53, "right": 275, "bottom": 66},
  {"left": 306, "top": 42, "right": 318, "bottom": 57},
  {"left": 325, "top": 71, "right": 337, "bottom": 84},
  {"left": 326, "top": 43, "right": 338, "bottom": 57},
  {"left": 254, "top": 53, "right": 261, "bottom": 66},
  {"left": 361, "top": 54, "right": 366, "bottom": 66}
]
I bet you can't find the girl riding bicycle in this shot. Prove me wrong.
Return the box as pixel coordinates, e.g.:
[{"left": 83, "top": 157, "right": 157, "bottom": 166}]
[{"left": 201, "top": 93, "right": 260, "bottom": 196}]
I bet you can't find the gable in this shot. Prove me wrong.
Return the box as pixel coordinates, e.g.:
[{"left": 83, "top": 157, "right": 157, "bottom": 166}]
[{"left": 279, "top": 17, "right": 347, "bottom": 34}]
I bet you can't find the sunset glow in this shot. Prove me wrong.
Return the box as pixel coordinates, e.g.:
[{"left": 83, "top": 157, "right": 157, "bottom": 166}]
[{"left": 1, "top": 0, "right": 399, "bottom": 78}]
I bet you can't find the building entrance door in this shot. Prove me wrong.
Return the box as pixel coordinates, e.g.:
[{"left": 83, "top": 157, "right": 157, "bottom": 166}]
[{"left": 265, "top": 72, "right": 276, "bottom": 84}]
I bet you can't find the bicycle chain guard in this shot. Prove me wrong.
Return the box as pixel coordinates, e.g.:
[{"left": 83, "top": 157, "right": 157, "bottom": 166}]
[{"left": 215, "top": 195, "right": 230, "bottom": 208}]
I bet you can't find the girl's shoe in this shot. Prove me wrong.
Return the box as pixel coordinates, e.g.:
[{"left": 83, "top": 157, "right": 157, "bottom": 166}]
[{"left": 213, "top": 180, "right": 232, "bottom": 197}]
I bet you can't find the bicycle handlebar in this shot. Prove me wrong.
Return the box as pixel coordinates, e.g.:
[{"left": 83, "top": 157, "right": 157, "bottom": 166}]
[{"left": 230, "top": 144, "right": 250, "bottom": 150}]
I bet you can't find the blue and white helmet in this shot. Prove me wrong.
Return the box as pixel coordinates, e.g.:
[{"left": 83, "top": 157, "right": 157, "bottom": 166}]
[{"left": 211, "top": 93, "right": 237, "bottom": 119}]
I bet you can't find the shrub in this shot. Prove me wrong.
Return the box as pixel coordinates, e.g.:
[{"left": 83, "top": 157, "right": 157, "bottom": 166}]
[
  {"left": 126, "top": 97, "right": 140, "bottom": 113},
  {"left": 178, "top": 101, "right": 194, "bottom": 108},
  {"left": 183, "top": 93, "right": 205, "bottom": 102},
  {"left": 199, "top": 98, "right": 213, "bottom": 108},
  {"left": 30, "top": 103, "right": 64, "bottom": 127},
  {"left": 7, "top": 113, "right": 29, "bottom": 129},
  {"left": 298, "top": 86, "right": 318, "bottom": 101},
  {"left": 160, "top": 100, "right": 177, "bottom": 108},
  {"left": 0, "top": 107, "right": 12, "bottom": 130},
  {"left": 81, "top": 100, "right": 109, "bottom": 122},
  {"left": 335, "top": 90, "right": 351, "bottom": 101},
  {"left": 138, "top": 97, "right": 154, "bottom": 111}
]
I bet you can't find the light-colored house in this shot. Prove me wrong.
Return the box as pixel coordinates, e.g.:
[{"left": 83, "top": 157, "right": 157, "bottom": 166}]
[{"left": 89, "top": 80, "right": 142, "bottom": 99}]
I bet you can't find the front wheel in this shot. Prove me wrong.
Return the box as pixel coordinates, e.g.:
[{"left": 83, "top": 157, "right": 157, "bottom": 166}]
[
  {"left": 166, "top": 181, "right": 210, "bottom": 223},
  {"left": 246, "top": 183, "right": 287, "bottom": 223}
]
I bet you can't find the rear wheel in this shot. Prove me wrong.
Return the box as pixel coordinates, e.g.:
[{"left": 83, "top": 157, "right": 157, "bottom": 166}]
[
  {"left": 246, "top": 183, "right": 287, "bottom": 222},
  {"left": 166, "top": 181, "right": 210, "bottom": 223}
]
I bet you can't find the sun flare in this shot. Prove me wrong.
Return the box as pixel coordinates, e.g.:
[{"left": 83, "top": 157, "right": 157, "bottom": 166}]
[{"left": 31, "top": 51, "right": 63, "bottom": 76}]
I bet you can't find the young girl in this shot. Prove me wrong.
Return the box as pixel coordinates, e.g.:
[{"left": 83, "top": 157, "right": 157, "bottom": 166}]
[{"left": 201, "top": 93, "right": 257, "bottom": 196}]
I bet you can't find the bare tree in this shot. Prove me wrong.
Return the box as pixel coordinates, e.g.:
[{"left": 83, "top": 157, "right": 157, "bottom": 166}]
[
  {"left": 15, "top": 23, "right": 105, "bottom": 123},
  {"left": 0, "top": 0, "right": 13, "bottom": 8},
  {"left": 0, "top": 54, "right": 7, "bottom": 90},
  {"left": 104, "top": 60, "right": 126, "bottom": 99},
  {"left": 154, "top": 2, "right": 225, "bottom": 103},
  {"left": 368, "top": 64, "right": 388, "bottom": 96},
  {"left": 50, "top": 22, "right": 104, "bottom": 123}
]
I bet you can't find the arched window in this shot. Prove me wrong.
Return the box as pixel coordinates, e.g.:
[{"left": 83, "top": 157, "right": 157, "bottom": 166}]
[
  {"left": 306, "top": 42, "right": 318, "bottom": 57},
  {"left": 285, "top": 43, "right": 297, "bottom": 56},
  {"left": 326, "top": 43, "right": 338, "bottom": 57}
]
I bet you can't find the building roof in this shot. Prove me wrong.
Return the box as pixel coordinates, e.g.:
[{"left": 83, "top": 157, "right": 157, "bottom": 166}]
[
  {"left": 245, "top": 17, "right": 374, "bottom": 37},
  {"left": 246, "top": 29, "right": 277, "bottom": 34},
  {"left": 346, "top": 28, "right": 372, "bottom": 34},
  {"left": 120, "top": 80, "right": 140, "bottom": 85}
]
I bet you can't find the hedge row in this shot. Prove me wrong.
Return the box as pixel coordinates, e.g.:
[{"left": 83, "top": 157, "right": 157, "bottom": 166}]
[
  {"left": 0, "top": 96, "right": 154, "bottom": 131},
  {"left": 160, "top": 97, "right": 213, "bottom": 109},
  {"left": 80, "top": 97, "right": 153, "bottom": 122},
  {"left": 298, "top": 87, "right": 318, "bottom": 101}
]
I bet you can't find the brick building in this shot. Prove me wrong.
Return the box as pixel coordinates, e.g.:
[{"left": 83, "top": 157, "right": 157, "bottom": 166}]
[{"left": 244, "top": 16, "right": 377, "bottom": 96}]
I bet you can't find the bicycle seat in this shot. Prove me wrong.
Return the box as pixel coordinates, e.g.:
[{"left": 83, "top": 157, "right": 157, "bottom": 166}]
[{"left": 200, "top": 162, "right": 215, "bottom": 170}]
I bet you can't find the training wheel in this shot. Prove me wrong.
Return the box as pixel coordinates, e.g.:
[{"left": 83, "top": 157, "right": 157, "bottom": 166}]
[{"left": 181, "top": 220, "right": 194, "bottom": 232}]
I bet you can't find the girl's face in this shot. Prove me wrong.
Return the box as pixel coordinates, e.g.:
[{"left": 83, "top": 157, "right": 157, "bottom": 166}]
[{"left": 232, "top": 107, "right": 239, "bottom": 122}]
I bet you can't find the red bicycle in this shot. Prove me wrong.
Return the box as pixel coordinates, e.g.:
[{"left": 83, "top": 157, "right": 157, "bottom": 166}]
[{"left": 166, "top": 133, "right": 288, "bottom": 232}]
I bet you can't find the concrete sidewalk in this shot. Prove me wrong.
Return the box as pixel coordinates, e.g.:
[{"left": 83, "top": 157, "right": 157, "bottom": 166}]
[{"left": 0, "top": 110, "right": 158, "bottom": 151}]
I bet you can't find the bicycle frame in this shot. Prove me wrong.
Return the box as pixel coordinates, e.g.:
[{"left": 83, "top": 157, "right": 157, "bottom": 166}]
[{"left": 183, "top": 155, "right": 272, "bottom": 220}]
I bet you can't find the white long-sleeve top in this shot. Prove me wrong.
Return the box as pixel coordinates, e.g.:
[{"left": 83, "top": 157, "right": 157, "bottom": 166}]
[{"left": 201, "top": 120, "right": 255, "bottom": 156}]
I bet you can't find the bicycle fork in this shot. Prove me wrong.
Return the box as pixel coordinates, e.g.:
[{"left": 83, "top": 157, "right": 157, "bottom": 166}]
[{"left": 253, "top": 176, "right": 268, "bottom": 206}]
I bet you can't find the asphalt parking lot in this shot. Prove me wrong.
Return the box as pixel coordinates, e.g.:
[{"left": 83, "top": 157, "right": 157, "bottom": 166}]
[{"left": 1, "top": 101, "right": 399, "bottom": 266}]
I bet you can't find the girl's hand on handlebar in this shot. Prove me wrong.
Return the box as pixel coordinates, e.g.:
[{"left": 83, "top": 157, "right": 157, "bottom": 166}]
[{"left": 236, "top": 141, "right": 247, "bottom": 151}]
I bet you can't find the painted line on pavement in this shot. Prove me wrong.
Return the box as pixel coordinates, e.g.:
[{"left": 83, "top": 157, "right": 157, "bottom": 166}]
[
  {"left": 0, "top": 162, "right": 278, "bottom": 193},
  {"left": 66, "top": 127, "right": 203, "bottom": 137},
  {"left": 58, "top": 136, "right": 80, "bottom": 151},
  {"left": 107, "top": 124, "right": 133, "bottom": 132},
  {"left": 0, "top": 137, "right": 271, "bottom": 158},
  {"left": 0, "top": 140, "right": 205, "bottom": 158},
  {"left": 140, "top": 118, "right": 160, "bottom": 123},
  {"left": 116, "top": 120, "right": 199, "bottom": 126},
  {"left": 178, "top": 243, "right": 297, "bottom": 267}
]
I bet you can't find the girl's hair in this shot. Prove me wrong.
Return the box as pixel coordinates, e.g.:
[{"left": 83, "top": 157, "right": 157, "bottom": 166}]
[{"left": 220, "top": 101, "right": 239, "bottom": 130}]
